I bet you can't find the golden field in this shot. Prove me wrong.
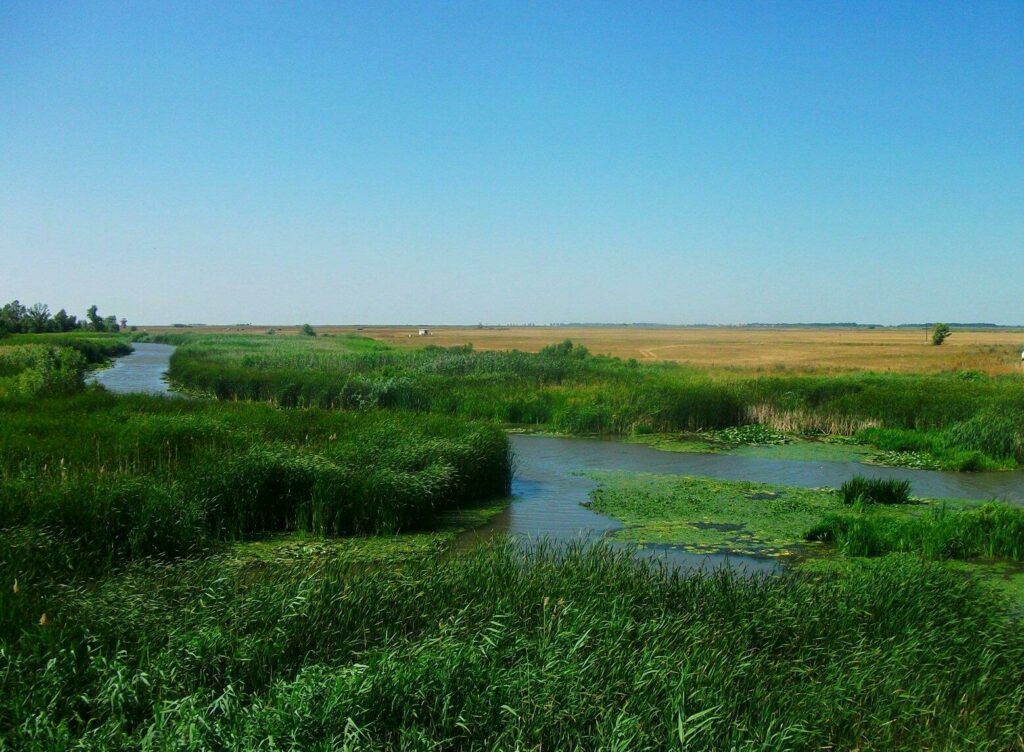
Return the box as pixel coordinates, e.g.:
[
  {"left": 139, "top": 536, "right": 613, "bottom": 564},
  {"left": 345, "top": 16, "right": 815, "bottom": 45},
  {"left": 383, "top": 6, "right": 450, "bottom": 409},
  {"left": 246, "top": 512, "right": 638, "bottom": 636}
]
[{"left": 142, "top": 325, "right": 1024, "bottom": 374}]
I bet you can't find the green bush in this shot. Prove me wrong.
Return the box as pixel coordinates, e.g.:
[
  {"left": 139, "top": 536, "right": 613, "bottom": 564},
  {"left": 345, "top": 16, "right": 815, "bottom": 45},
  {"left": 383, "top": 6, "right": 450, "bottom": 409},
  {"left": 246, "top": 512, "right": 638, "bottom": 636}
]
[{"left": 0, "top": 345, "right": 87, "bottom": 397}]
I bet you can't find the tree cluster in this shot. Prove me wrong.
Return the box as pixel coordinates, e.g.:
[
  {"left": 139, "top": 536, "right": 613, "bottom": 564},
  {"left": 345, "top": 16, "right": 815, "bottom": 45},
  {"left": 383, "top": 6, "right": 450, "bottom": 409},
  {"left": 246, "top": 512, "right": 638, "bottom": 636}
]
[{"left": 0, "top": 300, "right": 124, "bottom": 336}]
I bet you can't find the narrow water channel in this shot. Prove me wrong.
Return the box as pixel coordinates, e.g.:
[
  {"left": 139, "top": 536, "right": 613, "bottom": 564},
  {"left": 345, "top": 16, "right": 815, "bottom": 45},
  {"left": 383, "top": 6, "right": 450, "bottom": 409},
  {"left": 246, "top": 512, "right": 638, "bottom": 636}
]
[
  {"left": 87, "top": 342, "right": 178, "bottom": 395},
  {"left": 94, "top": 344, "right": 1024, "bottom": 573}
]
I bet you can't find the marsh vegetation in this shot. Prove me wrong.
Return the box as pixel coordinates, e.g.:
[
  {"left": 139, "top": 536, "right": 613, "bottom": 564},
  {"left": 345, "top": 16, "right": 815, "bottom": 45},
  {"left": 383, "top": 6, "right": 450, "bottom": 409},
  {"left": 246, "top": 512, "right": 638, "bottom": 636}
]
[
  {"left": 4, "top": 541, "right": 1024, "bottom": 750},
  {"left": 158, "top": 332, "right": 1024, "bottom": 470},
  {"left": 3, "top": 329, "right": 1024, "bottom": 749}
]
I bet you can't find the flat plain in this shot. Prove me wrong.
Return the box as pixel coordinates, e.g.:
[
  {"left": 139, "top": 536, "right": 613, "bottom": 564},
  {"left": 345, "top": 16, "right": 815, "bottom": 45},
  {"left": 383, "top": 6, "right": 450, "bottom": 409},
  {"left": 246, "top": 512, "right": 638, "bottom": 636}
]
[{"left": 143, "top": 324, "right": 1024, "bottom": 374}]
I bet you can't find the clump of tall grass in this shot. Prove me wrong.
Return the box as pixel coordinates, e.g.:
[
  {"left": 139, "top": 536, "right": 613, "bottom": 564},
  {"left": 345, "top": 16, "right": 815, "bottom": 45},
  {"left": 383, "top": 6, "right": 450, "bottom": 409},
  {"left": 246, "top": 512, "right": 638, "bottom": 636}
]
[
  {"left": 945, "top": 411, "right": 1024, "bottom": 463},
  {"left": 858, "top": 422, "right": 1023, "bottom": 471},
  {"left": 807, "top": 503, "right": 1024, "bottom": 560},
  {"left": 840, "top": 476, "right": 912, "bottom": 505},
  {"left": 2, "top": 541, "right": 1022, "bottom": 750},
  {"left": 0, "top": 392, "right": 512, "bottom": 579}
]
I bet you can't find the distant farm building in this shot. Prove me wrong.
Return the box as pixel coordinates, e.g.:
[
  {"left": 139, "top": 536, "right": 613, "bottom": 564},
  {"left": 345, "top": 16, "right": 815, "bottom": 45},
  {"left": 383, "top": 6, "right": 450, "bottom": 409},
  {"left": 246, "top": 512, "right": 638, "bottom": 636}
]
[{"left": 418, "top": 328, "right": 430, "bottom": 336}]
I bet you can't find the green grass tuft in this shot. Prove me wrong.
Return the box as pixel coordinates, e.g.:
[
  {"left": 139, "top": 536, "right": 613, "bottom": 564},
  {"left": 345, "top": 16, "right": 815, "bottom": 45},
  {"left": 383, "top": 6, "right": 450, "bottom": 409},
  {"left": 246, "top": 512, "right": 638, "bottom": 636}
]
[{"left": 840, "top": 476, "right": 912, "bottom": 505}]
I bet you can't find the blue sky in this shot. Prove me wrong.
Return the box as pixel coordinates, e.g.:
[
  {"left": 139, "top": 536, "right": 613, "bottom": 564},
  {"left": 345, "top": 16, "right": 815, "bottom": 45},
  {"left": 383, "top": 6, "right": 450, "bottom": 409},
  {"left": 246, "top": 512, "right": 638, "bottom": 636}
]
[{"left": 2, "top": 1, "right": 1021, "bottom": 325}]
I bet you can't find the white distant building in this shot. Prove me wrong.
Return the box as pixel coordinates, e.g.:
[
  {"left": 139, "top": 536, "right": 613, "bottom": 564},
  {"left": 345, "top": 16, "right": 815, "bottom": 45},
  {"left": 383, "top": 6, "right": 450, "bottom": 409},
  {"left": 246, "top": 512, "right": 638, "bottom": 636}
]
[{"left": 418, "top": 328, "right": 430, "bottom": 336}]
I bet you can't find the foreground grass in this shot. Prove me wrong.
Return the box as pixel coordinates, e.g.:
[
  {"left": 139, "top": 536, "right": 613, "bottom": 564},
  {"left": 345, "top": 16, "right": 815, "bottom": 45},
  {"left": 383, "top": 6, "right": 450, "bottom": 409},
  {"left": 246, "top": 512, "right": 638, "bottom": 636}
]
[{"left": 3, "top": 541, "right": 1022, "bottom": 751}]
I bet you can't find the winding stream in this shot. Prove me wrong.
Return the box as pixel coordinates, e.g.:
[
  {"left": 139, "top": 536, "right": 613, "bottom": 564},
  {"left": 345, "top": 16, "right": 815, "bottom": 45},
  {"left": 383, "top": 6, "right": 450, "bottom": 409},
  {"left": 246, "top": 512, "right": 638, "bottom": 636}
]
[{"left": 94, "top": 343, "right": 1024, "bottom": 572}]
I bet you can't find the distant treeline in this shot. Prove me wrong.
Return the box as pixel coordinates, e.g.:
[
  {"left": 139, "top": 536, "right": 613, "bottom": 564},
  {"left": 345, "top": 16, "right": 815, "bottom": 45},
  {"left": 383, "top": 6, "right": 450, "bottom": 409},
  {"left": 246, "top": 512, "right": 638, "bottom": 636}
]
[
  {"left": 896, "top": 323, "right": 1004, "bottom": 329},
  {"left": 0, "top": 300, "right": 125, "bottom": 335}
]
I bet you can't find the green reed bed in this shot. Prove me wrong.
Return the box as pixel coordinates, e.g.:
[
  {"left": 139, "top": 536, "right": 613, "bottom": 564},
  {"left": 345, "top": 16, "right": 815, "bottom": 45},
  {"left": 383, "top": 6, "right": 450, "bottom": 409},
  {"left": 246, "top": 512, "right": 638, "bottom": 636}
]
[
  {"left": 0, "top": 392, "right": 511, "bottom": 584},
  {"left": 157, "top": 333, "right": 1024, "bottom": 468},
  {"left": 2, "top": 541, "right": 1022, "bottom": 750},
  {"left": 807, "top": 503, "right": 1024, "bottom": 561},
  {"left": 7, "top": 331, "right": 132, "bottom": 363}
]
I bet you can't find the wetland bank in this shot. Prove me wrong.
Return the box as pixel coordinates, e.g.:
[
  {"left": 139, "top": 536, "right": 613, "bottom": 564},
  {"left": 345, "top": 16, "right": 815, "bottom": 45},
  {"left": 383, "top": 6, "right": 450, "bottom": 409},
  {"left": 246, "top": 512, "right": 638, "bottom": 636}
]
[{"left": 2, "top": 325, "right": 1024, "bottom": 749}]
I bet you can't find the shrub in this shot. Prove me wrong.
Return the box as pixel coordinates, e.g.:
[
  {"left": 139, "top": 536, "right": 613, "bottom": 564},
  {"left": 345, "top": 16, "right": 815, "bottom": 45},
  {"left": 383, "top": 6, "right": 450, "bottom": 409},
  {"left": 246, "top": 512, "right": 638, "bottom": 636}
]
[{"left": 932, "top": 323, "right": 952, "bottom": 346}]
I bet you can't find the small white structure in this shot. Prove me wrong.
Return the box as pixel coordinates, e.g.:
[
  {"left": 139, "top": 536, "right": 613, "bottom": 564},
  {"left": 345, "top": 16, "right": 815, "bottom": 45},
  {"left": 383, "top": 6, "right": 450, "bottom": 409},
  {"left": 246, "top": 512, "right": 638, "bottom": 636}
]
[{"left": 418, "top": 328, "right": 430, "bottom": 336}]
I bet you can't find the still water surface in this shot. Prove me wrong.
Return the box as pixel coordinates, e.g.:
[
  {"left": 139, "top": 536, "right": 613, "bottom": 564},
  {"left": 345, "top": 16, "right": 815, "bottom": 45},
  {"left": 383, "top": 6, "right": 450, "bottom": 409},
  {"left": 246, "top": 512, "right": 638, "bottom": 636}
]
[
  {"left": 95, "top": 344, "right": 1024, "bottom": 571},
  {"left": 87, "top": 342, "right": 177, "bottom": 395}
]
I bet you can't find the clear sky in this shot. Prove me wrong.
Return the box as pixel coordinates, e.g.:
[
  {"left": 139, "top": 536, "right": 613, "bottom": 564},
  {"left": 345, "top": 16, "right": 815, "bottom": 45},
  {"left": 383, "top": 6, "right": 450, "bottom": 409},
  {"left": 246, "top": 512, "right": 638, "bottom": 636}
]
[{"left": 2, "top": 2, "right": 1021, "bottom": 325}]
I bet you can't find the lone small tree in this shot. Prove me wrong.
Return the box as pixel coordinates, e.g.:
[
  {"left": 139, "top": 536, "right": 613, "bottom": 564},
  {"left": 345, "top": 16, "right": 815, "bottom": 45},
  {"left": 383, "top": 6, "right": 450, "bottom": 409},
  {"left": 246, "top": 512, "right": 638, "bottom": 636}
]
[
  {"left": 300, "top": 323, "right": 316, "bottom": 337},
  {"left": 932, "top": 323, "right": 952, "bottom": 346}
]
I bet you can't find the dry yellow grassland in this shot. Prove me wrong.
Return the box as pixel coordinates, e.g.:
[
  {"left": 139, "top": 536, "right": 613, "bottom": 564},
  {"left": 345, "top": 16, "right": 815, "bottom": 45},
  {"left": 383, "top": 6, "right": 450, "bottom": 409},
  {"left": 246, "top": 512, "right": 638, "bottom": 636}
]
[{"left": 142, "top": 325, "right": 1024, "bottom": 374}]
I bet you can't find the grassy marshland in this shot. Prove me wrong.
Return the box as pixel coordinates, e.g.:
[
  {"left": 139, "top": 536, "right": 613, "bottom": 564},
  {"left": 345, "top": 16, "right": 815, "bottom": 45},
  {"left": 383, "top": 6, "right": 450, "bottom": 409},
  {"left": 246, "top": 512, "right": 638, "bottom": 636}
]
[
  {"left": 808, "top": 503, "right": 1024, "bottom": 560},
  {"left": 587, "top": 472, "right": 1024, "bottom": 567},
  {"left": 3, "top": 541, "right": 1023, "bottom": 750},
  {"left": 0, "top": 392, "right": 511, "bottom": 591},
  {"left": 156, "top": 332, "right": 1024, "bottom": 470},
  {"left": 2, "top": 334, "right": 1024, "bottom": 748}
]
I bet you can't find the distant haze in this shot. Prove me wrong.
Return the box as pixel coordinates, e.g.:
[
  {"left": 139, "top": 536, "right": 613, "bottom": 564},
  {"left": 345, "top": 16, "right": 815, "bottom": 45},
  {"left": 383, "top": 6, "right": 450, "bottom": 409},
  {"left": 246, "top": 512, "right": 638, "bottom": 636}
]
[{"left": 2, "top": 2, "right": 1021, "bottom": 325}]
